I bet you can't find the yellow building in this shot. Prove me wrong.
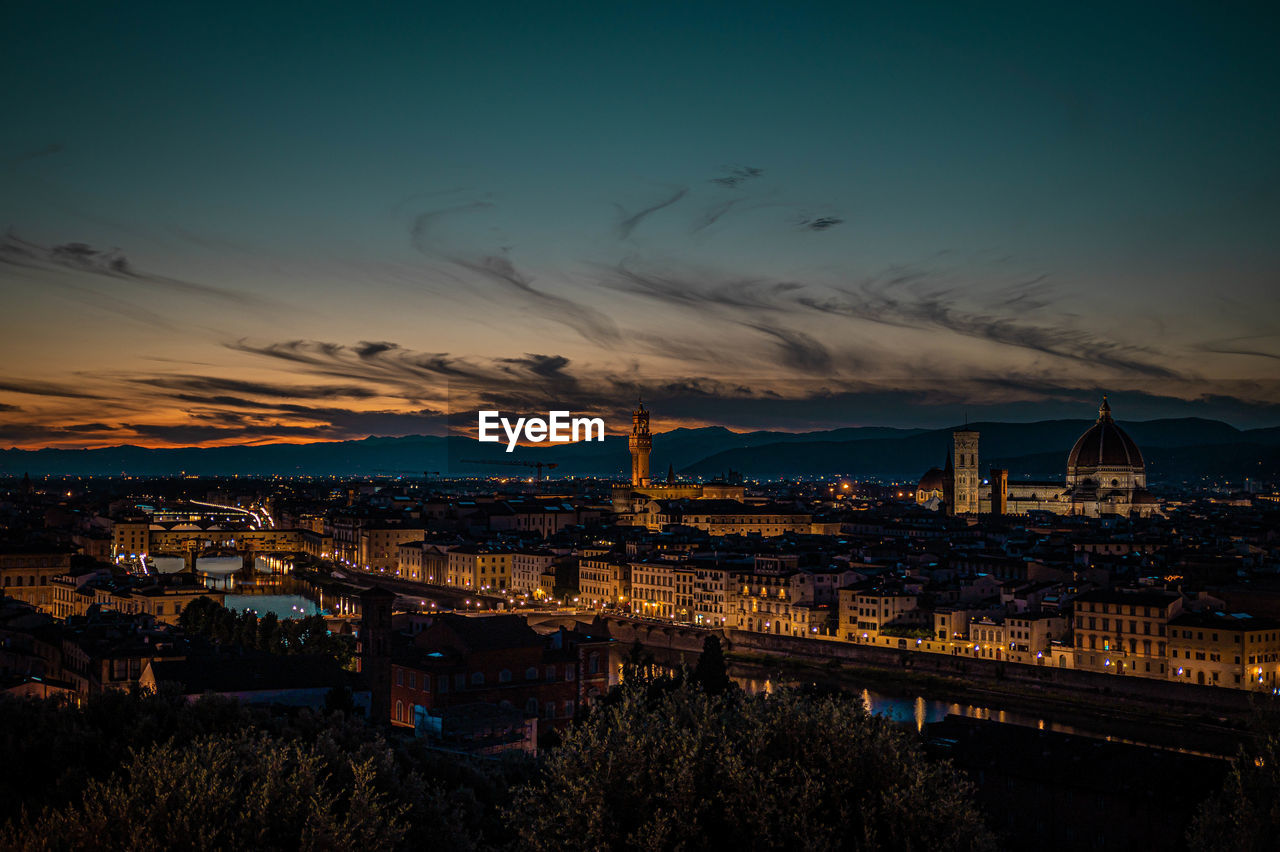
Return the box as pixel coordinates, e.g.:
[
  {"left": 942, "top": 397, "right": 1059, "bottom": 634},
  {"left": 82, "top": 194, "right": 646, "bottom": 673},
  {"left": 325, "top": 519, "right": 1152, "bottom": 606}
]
[
  {"left": 358, "top": 527, "right": 425, "bottom": 573},
  {"left": 631, "top": 558, "right": 679, "bottom": 619},
  {"left": 1071, "top": 588, "right": 1181, "bottom": 678},
  {"left": 839, "top": 587, "right": 921, "bottom": 642},
  {"left": 446, "top": 546, "right": 512, "bottom": 592},
  {"left": 147, "top": 527, "right": 306, "bottom": 553},
  {"left": 1004, "top": 613, "right": 1069, "bottom": 665},
  {"left": 0, "top": 547, "right": 74, "bottom": 610},
  {"left": 397, "top": 540, "right": 424, "bottom": 580},
  {"left": 643, "top": 499, "right": 812, "bottom": 536},
  {"left": 577, "top": 548, "right": 630, "bottom": 609},
  {"left": 111, "top": 518, "right": 150, "bottom": 558},
  {"left": 968, "top": 615, "right": 1006, "bottom": 660},
  {"left": 1167, "top": 612, "right": 1280, "bottom": 690},
  {"left": 733, "top": 571, "right": 828, "bottom": 637},
  {"left": 52, "top": 574, "right": 223, "bottom": 624}
]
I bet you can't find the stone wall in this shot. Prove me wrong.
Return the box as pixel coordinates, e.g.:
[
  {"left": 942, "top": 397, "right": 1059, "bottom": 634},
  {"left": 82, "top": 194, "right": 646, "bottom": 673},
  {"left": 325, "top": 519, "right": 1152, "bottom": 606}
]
[{"left": 590, "top": 614, "right": 1255, "bottom": 714}]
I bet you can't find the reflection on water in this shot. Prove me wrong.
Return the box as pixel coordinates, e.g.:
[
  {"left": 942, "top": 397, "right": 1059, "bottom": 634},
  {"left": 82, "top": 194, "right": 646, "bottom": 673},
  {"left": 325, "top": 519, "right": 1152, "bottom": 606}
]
[
  {"left": 858, "top": 689, "right": 1038, "bottom": 733},
  {"left": 737, "top": 677, "right": 1083, "bottom": 737},
  {"left": 223, "top": 594, "right": 323, "bottom": 620}
]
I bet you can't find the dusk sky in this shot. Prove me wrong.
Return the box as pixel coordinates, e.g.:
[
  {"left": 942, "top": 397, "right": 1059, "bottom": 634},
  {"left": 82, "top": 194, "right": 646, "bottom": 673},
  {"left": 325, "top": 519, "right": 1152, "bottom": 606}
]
[{"left": 3, "top": 1, "right": 1279, "bottom": 447}]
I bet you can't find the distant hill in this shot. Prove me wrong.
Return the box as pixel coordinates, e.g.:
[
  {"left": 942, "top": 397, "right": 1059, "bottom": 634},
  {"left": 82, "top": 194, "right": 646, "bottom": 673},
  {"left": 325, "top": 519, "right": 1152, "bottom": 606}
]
[
  {"left": 681, "top": 418, "right": 1280, "bottom": 483},
  {"left": 1, "top": 418, "right": 1276, "bottom": 482},
  {"left": 0, "top": 425, "right": 926, "bottom": 477}
]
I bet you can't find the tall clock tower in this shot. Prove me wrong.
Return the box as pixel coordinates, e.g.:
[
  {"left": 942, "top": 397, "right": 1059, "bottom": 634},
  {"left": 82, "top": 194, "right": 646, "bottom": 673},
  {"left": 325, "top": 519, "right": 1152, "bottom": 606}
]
[{"left": 629, "top": 401, "right": 652, "bottom": 487}]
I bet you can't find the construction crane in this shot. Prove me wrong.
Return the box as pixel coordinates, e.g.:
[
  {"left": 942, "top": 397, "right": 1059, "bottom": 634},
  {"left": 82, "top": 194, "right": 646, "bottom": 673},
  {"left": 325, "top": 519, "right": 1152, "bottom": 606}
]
[
  {"left": 373, "top": 469, "right": 440, "bottom": 478},
  {"left": 460, "top": 459, "right": 559, "bottom": 482}
]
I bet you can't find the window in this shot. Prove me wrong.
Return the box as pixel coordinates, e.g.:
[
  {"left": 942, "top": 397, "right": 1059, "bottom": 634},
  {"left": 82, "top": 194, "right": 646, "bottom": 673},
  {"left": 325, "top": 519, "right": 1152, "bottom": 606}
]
[
  {"left": 395, "top": 700, "right": 403, "bottom": 722},
  {"left": 500, "top": 668, "right": 512, "bottom": 683},
  {"left": 589, "top": 653, "right": 600, "bottom": 675},
  {"left": 471, "top": 671, "right": 485, "bottom": 686},
  {"left": 395, "top": 669, "right": 404, "bottom": 686},
  {"left": 526, "top": 666, "right": 538, "bottom": 681},
  {"left": 408, "top": 673, "right": 415, "bottom": 690},
  {"left": 526, "top": 698, "right": 538, "bottom": 715},
  {"left": 565, "top": 666, "right": 575, "bottom": 682}
]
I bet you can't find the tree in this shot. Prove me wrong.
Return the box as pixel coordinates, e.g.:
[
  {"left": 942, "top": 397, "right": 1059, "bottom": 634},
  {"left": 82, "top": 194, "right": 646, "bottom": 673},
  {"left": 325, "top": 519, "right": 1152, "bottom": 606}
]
[
  {"left": 0, "top": 689, "right": 532, "bottom": 851},
  {"left": 504, "top": 683, "right": 995, "bottom": 851},
  {"left": 2, "top": 733, "right": 409, "bottom": 851},
  {"left": 258, "top": 611, "right": 282, "bottom": 651},
  {"left": 1188, "top": 703, "right": 1280, "bottom": 851},
  {"left": 691, "top": 634, "right": 732, "bottom": 696}
]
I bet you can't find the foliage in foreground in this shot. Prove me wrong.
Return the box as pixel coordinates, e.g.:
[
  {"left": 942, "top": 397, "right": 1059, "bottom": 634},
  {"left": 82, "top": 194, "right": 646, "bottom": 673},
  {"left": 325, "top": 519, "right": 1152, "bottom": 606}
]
[
  {"left": 507, "top": 681, "right": 996, "bottom": 852},
  {"left": 1188, "top": 701, "right": 1280, "bottom": 852},
  {"left": 6, "top": 734, "right": 406, "bottom": 851},
  {"left": 0, "top": 690, "right": 529, "bottom": 851},
  {"left": 1, "top": 677, "right": 995, "bottom": 850}
]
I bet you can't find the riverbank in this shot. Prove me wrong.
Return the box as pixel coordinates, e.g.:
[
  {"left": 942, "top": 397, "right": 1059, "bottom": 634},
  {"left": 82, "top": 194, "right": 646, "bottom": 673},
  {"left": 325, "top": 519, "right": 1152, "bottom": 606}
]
[{"left": 727, "top": 651, "right": 1251, "bottom": 757}]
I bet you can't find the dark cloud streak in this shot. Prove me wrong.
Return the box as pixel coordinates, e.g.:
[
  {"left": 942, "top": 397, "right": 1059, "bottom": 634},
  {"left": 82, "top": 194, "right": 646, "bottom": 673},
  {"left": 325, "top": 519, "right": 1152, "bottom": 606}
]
[{"left": 615, "top": 188, "right": 688, "bottom": 239}]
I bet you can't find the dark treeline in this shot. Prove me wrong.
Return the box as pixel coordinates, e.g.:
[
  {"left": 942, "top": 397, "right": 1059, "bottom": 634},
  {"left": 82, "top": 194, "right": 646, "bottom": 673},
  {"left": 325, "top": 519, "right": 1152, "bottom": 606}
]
[
  {"left": 179, "top": 596, "right": 355, "bottom": 667},
  {"left": 0, "top": 637, "right": 998, "bottom": 852},
  {"left": 0, "top": 688, "right": 526, "bottom": 851},
  {"left": 2, "top": 633, "right": 1272, "bottom": 850}
]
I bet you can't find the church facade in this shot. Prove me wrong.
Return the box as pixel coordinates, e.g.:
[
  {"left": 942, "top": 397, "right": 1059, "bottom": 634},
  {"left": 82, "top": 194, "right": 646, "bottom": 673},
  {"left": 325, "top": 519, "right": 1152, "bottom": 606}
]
[{"left": 916, "top": 398, "right": 1161, "bottom": 518}]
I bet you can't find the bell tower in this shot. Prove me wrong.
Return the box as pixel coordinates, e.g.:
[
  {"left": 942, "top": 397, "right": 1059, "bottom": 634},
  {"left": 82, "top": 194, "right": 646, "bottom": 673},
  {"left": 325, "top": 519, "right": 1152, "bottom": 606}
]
[
  {"left": 952, "top": 428, "right": 980, "bottom": 514},
  {"left": 629, "top": 400, "right": 652, "bottom": 487}
]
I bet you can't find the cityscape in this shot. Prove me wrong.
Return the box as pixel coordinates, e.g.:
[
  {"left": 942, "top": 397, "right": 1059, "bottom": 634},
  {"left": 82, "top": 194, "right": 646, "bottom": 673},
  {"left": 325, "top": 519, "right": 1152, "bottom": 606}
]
[{"left": 4, "top": 2, "right": 1280, "bottom": 851}]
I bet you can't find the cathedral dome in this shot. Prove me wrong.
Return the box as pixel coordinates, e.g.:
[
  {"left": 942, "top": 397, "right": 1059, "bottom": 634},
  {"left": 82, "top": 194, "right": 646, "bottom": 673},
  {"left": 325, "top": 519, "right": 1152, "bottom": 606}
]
[
  {"left": 915, "top": 467, "right": 946, "bottom": 503},
  {"left": 1066, "top": 398, "right": 1145, "bottom": 484},
  {"left": 918, "top": 467, "right": 946, "bottom": 492}
]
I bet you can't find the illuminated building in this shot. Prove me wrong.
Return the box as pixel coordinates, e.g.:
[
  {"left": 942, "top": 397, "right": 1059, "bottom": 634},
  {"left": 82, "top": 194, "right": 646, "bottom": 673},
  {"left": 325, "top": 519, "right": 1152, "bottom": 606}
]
[
  {"left": 839, "top": 586, "right": 922, "bottom": 642},
  {"left": 1167, "top": 611, "right": 1280, "bottom": 689},
  {"left": 446, "top": 545, "right": 512, "bottom": 591},
  {"left": 917, "top": 398, "right": 1161, "bottom": 517},
  {"left": 511, "top": 548, "right": 555, "bottom": 597},
  {"left": 628, "top": 400, "right": 652, "bottom": 487},
  {"left": 0, "top": 545, "right": 74, "bottom": 610},
  {"left": 577, "top": 548, "right": 630, "bottom": 608},
  {"left": 1071, "top": 588, "right": 1181, "bottom": 678},
  {"left": 612, "top": 401, "right": 747, "bottom": 520}
]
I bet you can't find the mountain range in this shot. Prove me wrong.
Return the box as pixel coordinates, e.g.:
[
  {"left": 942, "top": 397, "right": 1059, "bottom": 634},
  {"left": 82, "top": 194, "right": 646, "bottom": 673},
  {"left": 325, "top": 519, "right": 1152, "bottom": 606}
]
[{"left": 2, "top": 419, "right": 1278, "bottom": 483}]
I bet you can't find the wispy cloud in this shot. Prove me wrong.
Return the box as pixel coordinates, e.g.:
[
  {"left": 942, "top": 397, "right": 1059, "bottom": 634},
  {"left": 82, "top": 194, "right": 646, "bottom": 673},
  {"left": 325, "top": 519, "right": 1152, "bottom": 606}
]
[
  {"left": 615, "top": 188, "right": 687, "bottom": 239},
  {"left": 708, "top": 165, "right": 763, "bottom": 188},
  {"left": 407, "top": 202, "right": 619, "bottom": 345},
  {"left": 0, "top": 379, "right": 104, "bottom": 400},
  {"left": 132, "top": 375, "right": 383, "bottom": 400},
  {"left": 742, "top": 324, "right": 834, "bottom": 372},
  {"left": 798, "top": 216, "right": 843, "bottom": 231},
  {"left": 1, "top": 231, "right": 268, "bottom": 305},
  {"left": 797, "top": 274, "right": 1177, "bottom": 377}
]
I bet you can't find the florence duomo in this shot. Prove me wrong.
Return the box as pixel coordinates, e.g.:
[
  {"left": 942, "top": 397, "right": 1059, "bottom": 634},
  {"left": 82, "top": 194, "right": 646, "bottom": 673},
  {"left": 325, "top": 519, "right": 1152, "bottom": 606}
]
[{"left": 917, "top": 397, "right": 1160, "bottom": 518}]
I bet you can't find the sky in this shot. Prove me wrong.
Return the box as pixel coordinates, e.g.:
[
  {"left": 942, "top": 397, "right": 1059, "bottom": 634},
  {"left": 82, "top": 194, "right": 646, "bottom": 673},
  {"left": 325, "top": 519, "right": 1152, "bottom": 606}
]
[{"left": 2, "top": 0, "right": 1279, "bottom": 448}]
